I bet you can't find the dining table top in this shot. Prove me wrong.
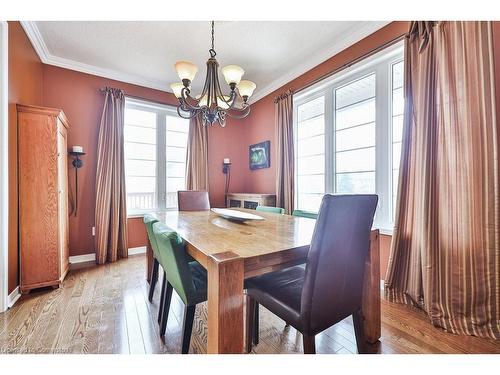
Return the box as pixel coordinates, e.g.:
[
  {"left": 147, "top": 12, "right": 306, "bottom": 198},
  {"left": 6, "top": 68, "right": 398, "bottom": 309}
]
[{"left": 154, "top": 208, "right": 317, "bottom": 261}]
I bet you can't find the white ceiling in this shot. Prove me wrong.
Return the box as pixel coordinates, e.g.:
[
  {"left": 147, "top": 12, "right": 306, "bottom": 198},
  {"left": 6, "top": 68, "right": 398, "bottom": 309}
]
[{"left": 22, "top": 21, "right": 389, "bottom": 102}]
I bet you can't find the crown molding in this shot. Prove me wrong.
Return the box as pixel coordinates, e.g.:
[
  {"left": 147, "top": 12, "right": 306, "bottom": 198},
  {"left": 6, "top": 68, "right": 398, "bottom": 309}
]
[
  {"left": 250, "top": 21, "right": 390, "bottom": 103},
  {"left": 20, "top": 21, "right": 389, "bottom": 104},
  {"left": 20, "top": 21, "right": 169, "bottom": 93}
]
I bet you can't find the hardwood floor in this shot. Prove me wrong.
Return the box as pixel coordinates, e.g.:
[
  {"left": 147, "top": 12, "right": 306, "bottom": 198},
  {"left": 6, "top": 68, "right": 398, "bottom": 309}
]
[{"left": 1, "top": 255, "right": 498, "bottom": 354}]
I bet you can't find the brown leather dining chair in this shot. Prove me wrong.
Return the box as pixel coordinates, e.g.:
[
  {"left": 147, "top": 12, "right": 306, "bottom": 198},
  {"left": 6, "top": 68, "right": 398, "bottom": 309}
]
[
  {"left": 245, "top": 194, "right": 378, "bottom": 354},
  {"left": 177, "top": 190, "right": 211, "bottom": 211}
]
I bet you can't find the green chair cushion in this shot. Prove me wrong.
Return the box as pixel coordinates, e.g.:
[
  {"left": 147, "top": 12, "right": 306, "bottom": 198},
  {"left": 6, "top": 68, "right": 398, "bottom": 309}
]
[
  {"left": 143, "top": 214, "right": 159, "bottom": 258},
  {"left": 152, "top": 222, "right": 207, "bottom": 306},
  {"left": 292, "top": 209, "right": 318, "bottom": 219},
  {"left": 256, "top": 205, "right": 285, "bottom": 214}
]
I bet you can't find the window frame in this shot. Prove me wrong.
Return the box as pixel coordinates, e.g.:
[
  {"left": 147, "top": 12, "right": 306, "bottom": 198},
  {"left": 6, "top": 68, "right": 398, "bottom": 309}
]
[
  {"left": 124, "top": 97, "right": 188, "bottom": 217},
  {"left": 293, "top": 41, "right": 404, "bottom": 233}
]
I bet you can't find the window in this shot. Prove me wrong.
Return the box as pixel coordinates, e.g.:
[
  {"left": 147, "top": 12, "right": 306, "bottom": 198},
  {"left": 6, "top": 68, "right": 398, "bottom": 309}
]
[
  {"left": 296, "top": 96, "right": 325, "bottom": 212},
  {"left": 124, "top": 98, "right": 189, "bottom": 215},
  {"left": 294, "top": 42, "right": 404, "bottom": 231}
]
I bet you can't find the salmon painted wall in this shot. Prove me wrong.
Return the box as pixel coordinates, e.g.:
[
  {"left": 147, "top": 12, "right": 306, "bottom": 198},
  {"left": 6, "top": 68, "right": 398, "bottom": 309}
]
[
  {"left": 7, "top": 22, "right": 43, "bottom": 293},
  {"left": 42, "top": 65, "right": 247, "bottom": 257}
]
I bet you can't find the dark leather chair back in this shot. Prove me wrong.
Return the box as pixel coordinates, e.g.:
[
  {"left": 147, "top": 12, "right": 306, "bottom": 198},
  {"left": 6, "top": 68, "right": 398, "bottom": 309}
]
[
  {"left": 300, "top": 194, "right": 378, "bottom": 335},
  {"left": 177, "top": 190, "right": 210, "bottom": 211}
]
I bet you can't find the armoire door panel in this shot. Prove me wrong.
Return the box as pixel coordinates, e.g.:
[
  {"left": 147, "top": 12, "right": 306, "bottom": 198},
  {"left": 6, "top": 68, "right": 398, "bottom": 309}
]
[
  {"left": 19, "top": 114, "right": 59, "bottom": 287},
  {"left": 17, "top": 104, "right": 70, "bottom": 293}
]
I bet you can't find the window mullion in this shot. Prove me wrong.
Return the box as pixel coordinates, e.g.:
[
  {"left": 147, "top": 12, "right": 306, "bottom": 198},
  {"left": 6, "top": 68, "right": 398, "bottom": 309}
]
[
  {"left": 293, "top": 103, "right": 299, "bottom": 209},
  {"left": 325, "top": 88, "right": 335, "bottom": 194},
  {"left": 375, "top": 64, "right": 390, "bottom": 228},
  {"left": 157, "top": 111, "right": 167, "bottom": 210}
]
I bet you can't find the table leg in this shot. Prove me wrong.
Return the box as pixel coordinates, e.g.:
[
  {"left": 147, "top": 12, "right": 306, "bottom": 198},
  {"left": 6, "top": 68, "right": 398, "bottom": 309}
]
[
  {"left": 207, "top": 251, "right": 245, "bottom": 354},
  {"left": 362, "top": 229, "right": 381, "bottom": 343}
]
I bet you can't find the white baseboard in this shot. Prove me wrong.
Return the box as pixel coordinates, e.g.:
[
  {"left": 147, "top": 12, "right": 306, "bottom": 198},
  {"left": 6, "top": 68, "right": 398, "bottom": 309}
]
[
  {"left": 128, "top": 246, "right": 147, "bottom": 256},
  {"left": 69, "top": 246, "right": 147, "bottom": 264},
  {"left": 8, "top": 286, "right": 21, "bottom": 308},
  {"left": 69, "top": 253, "right": 96, "bottom": 264}
]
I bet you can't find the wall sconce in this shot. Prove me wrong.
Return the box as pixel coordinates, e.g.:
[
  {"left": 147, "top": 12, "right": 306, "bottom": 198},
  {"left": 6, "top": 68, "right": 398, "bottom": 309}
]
[
  {"left": 223, "top": 158, "right": 231, "bottom": 196},
  {"left": 69, "top": 145, "right": 85, "bottom": 217}
]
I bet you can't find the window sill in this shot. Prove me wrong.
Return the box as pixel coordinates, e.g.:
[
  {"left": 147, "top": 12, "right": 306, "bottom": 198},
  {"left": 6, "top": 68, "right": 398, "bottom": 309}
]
[
  {"left": 127, "top": 208, "right": 176, "bottom": 219},
  {"left": 378, "top": 227, "right": 393, "bottom": 236}
]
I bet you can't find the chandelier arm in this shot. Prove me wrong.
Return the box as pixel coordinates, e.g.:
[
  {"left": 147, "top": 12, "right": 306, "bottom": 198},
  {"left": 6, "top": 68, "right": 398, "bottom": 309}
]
[
  {"left": 176, "top": 105, "right": 198, "bottom": 119},
  {"left": 213, "top": 69, "right": 236, "bottom": 108},
  {"left": 225, "top": 105, "right": 251, "bottom": 119},
  {"left": 227, "top": 101, "right": 250, "bottom": 113},
  {"left": 207, "top": 62, "right": 214, "bottom": 109},
  {"left": 179, "top": 100, "right": 196, "bottom": 114},
  {"left": 180, "top": 87, "right": 203, "bottom": 111},
  {"left": 212, "top": 61, "right": 222, "bottom": 106},
  {"left": 199, "top": 62, "right": 212, "bottom": 107},
  {"left": 216, "top": 110, "right": 227, "bottom": 127}
]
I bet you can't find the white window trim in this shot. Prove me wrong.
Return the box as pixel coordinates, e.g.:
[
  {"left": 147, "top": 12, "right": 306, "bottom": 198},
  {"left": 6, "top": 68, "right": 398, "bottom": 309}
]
[
  {"left": 0, "top": 21, "right": 9, "bottom": 312},
  {"left": 124, "top": 97, "right": 187, "bottom": 217},
  {"left": 293, "top": 41, "right": 404, "bottom": 234}
]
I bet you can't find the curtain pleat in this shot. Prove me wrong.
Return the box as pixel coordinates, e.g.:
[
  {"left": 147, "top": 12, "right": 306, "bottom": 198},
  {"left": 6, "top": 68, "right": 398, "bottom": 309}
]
[
  {"left": 95, "top": 87, "right": 128, "bottom": 264},
  {"left": 385, "top": 21, "right": 500, "bottom": 339},
  {"left": 185, "top": 114, "right": 209, "bottom": 190},
  {"left": 275, "top": 91, "right": 294, "bottom": 214}
]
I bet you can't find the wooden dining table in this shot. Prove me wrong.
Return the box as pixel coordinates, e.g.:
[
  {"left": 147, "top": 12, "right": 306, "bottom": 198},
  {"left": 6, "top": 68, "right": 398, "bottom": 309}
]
[{"left": 149, "top": 208, "right": 380, "bottom": 354}]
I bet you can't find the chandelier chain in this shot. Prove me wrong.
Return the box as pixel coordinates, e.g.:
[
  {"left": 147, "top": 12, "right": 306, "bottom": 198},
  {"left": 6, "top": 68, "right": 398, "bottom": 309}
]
[{"left": 211, "top": 21, "right": 215, "bottom": 51}]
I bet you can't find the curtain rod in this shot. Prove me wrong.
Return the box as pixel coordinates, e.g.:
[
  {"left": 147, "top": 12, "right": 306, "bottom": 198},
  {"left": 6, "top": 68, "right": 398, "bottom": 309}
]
[
  {"left": 99, "top": 88, "right": 176, "bottom": 107},
  {"left": 124, "top": 93, "right": 177, "bottom": 107},
  {"left": 294, "top": 32, "right": 407, "bottom": 95}
]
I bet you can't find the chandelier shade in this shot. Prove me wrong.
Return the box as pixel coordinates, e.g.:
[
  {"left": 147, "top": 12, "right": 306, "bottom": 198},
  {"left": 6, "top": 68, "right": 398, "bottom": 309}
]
[
  {"left": 171, "top": 21, "right": 256, "bottom": 127},
  {"left": 237, "top": 80, "right": 257, "bottom": 99},
  {"left": 221, "top": 65, "right": 245, "bottom": 85},
  {"left": 174, "top": 61, "right": 198, "bottom": 82}
]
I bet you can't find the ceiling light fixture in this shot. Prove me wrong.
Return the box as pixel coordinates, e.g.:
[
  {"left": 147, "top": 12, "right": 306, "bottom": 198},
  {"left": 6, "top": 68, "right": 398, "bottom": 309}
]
[{"left": 171, "top": 21, "right": 256, "bottom": 127}]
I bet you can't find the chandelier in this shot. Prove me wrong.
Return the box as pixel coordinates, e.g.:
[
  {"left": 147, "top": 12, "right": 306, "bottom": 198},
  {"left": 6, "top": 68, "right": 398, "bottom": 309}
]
[{"left": 170, "top": 21, "right": 256, "bottom": 127}]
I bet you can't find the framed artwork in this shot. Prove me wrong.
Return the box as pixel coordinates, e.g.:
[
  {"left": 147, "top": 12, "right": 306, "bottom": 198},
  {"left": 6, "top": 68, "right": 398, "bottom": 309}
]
[{"left": 249, "top": 140, "right": 270, "bottom": 170}]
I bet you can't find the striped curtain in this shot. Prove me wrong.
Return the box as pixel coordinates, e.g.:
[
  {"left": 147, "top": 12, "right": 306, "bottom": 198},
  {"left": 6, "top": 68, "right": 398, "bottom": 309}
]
[
  {"left": 95, "top": 87, "right": 128, "bottom": 264},
  {"left": 385, "top": 22, "right": 499, "bottom": 339},
  {"left": 275, "top": 90, "right": 294, "bottom": 214},
  {"left": 185, "top": 114, "right": 209, "bottom": 191}
]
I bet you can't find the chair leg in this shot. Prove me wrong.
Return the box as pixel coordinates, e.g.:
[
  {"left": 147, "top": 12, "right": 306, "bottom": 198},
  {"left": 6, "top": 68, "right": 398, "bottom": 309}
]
[
  {"left": 253, "top": 301, "right": 259, "bottom": 346},
  {"left": 352, "top": 309, "right": 366, "bottom": 354},
  {"left": 181, "top": 305, "right": 196, "bottom": 354},
  {"left": 157, "top": 271, "right": 166, "bottom": 324},
  {"left": 245, "top": 295, "right": 256, "bottom": 352},
  {"left": 148, "top": 258, "right": 159, "bottom": 302},
  {"left": 159, "top": 281, "right": 173, "bottom": 337},
  {"left": 302, "top": 334, "right": 316, "bottom": 354}
]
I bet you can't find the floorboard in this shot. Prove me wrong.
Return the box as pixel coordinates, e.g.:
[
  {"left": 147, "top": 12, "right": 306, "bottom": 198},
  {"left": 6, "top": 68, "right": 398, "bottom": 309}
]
[{"left": 0, "top": 255, "right": 498, "bottom": 354}]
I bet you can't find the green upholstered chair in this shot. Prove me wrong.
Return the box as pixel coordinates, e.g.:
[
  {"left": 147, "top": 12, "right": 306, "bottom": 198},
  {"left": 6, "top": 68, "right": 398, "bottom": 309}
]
[
  {"left": 143, "top": 215, "right": 161, "bottom": 303},
  {"left": 256, "top": 205, "right": 285, "bottom": 214},
  {"left": 292, "top": 209, "right": 318, "bottom": 219},
  {"left": 152, "top": 222, "right": 207, "bottom": 354}
]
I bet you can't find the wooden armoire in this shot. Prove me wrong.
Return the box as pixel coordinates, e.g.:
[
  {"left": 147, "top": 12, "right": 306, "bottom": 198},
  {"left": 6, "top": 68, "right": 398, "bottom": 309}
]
[{"left": 17, "top": 104, "right": 70, "bottom": 293}]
